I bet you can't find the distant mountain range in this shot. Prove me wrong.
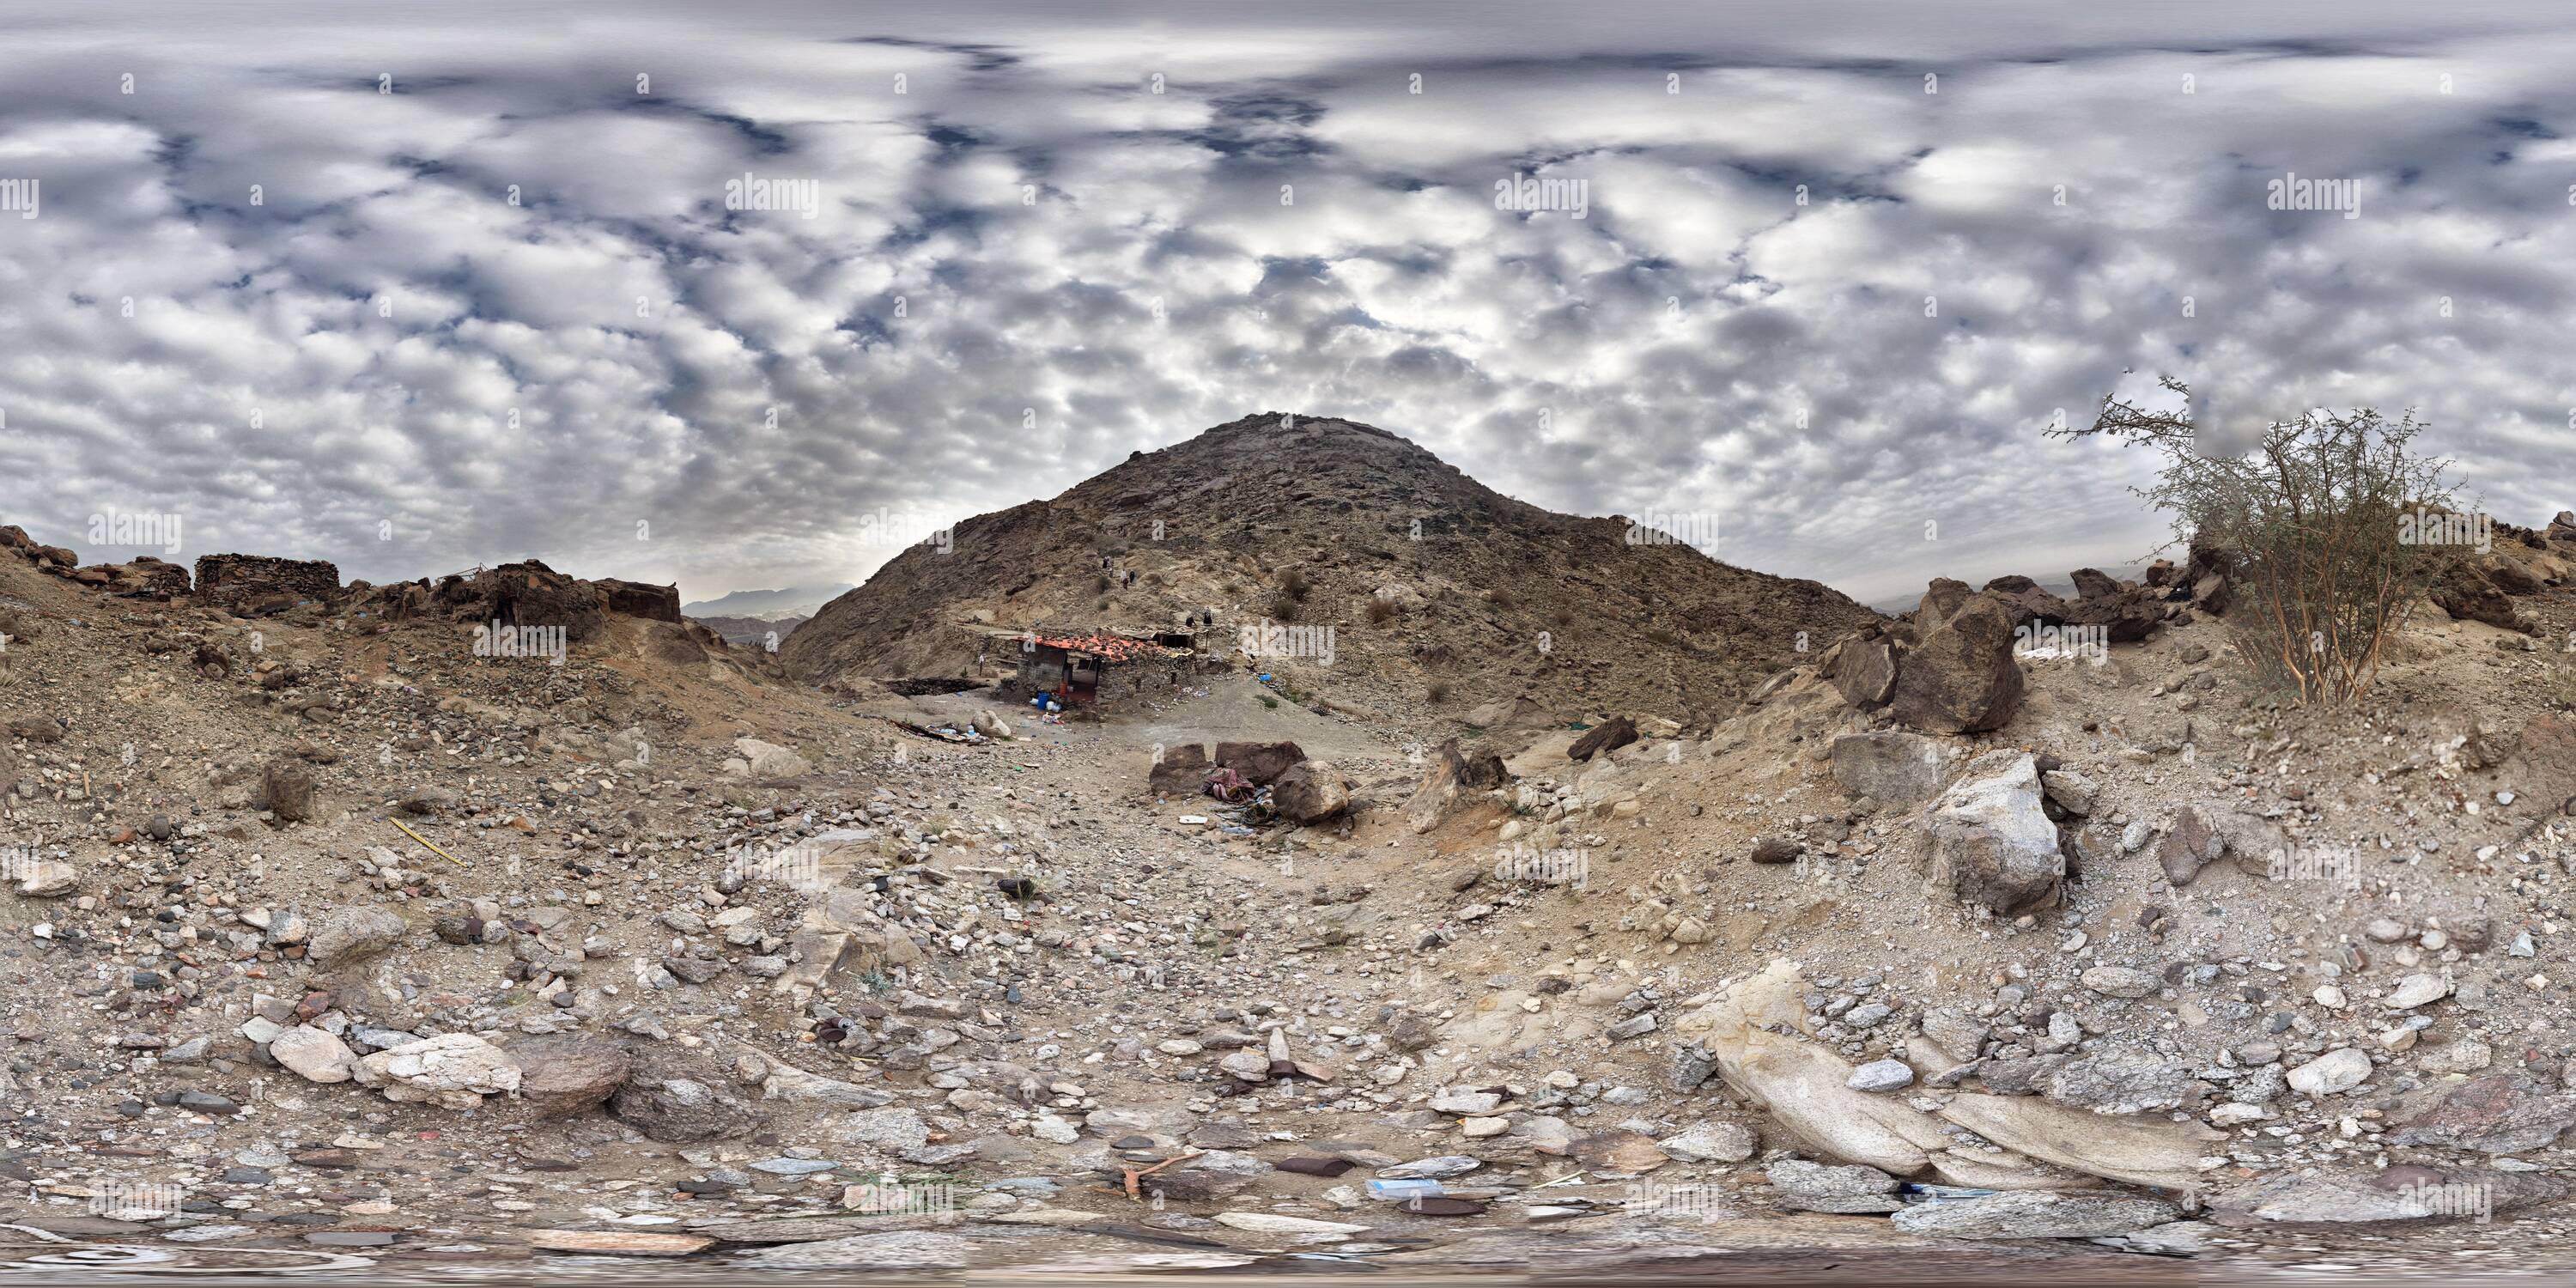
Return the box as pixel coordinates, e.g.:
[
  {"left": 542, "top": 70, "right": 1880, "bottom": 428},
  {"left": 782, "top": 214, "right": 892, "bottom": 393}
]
[{"left": 681, "top": 583, "right": 853, "bottom": 621}]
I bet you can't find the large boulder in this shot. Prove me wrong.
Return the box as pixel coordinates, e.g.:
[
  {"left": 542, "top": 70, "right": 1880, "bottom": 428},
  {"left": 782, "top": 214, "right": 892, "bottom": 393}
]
[
  {"left": 1825, "top": 631, "right": 1899, "bottom": 708},
  {"left": 1892, "top": 1190, "right": 2181, "bottom": 1239},
  {"left": 1979, "top": 576, "right": 2072, "bottom": 629},
  {"left": 1830, "top": 732, "right": 1953, "bottom": 807},
  {"left": 2180, "top": 536, "right": 2239, "bottom": 617},
  {"left": 2506, "top": 713, "right": 2576, "bottom": 820},
  {"left": 2069, "top": 568, "right": 2123, "bottom": 600},
  {"left": 14, "top": 860, "right": 78, "bottom": 897},
  {"left": 1914, "top": 578, "right": 1972, "bottom": 624},
  {"left": 75, "top": 557, "right": 192, "bottom": 599},
  {"left": 1566, "top": 716, "right": 1638, "bottom": 762},
  {"left": 1214, "top": 740, "right": 1306, "bottom": 785},
  {"left": 2485, "top": 556, "right": 2545, "bottom": 596},
  {"left": 510, "top": 1036, "right": 635, "bottom": 1118},
  {"left": 613, "top": 1077, "right": 754, "bottom": 1142},
  {"left": 1765, "top": 1159, "right": 1903, "bottom": 1213},
  {"left": 2218, "top": 1166, "right": 2576, "bottom": 1224},
  {"left": 1149, "top": 742, "right": 1211, "bottom": 796},
  {"left": 7, "top": 714, "right": 64, "bottom": 743},
  {"left": 355, "top": 1033, "right": 520, "bottom": 1110},
  {"left": 1926, "top": 751, "right": 2064, "bottom": 914},
  {"left": 1272, "top": 761, "right": 1351, "bottom": 823},
  {"left": 2433, "top": 561, "right": 2527, "bottom": 631},
  {"left": 1888, "top": 595, "right": 2025, "bottom": 734},
  {"left": 2058, "top": 587, "right": 2168, "bottom": 642}
]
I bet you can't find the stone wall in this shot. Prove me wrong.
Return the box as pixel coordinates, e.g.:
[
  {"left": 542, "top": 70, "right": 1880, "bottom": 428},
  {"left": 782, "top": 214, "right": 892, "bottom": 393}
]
[{"left": 192, "top": 554, "right": 342, "bottom": 611}]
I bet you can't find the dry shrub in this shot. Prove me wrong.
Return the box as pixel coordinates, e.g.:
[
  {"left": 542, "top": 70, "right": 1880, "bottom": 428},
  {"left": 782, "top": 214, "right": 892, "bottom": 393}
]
[{"left": 2061, "top": 379, "right": 2463, "bottom": 706}]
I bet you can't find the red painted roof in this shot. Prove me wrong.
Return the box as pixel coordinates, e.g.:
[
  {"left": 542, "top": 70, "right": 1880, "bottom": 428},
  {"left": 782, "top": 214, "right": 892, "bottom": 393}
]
[{"left": 1027, "top": 633, "right": 1172, "bottom": 661}]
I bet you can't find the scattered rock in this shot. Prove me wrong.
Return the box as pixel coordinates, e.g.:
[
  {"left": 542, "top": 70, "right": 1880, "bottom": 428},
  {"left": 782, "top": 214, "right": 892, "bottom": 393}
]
[{"left": 2080, "top": 966, "right": 2158, "bottom": 999}]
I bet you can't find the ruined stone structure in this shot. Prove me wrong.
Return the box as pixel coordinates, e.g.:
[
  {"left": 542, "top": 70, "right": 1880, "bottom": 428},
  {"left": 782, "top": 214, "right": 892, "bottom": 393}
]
[{"left": 192, "top": 554, "right": 343, "bottom": 612}]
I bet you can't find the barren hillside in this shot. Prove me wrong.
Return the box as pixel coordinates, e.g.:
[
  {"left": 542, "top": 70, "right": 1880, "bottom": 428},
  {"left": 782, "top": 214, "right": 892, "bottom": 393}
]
[{"left": 781, "top": 413, "right": 1881, "bottom": 732}]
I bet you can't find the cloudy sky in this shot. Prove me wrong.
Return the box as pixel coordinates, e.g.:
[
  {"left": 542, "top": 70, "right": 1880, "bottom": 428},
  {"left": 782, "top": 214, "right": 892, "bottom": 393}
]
[{"left": 3, "top": 1, "right": 2571, "bottom": 605}]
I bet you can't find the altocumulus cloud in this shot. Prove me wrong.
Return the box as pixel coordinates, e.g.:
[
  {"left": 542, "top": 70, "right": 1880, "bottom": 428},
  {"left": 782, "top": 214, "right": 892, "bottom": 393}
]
[{"left": 0, "top": 0, "right": 2570, "bottom": 604}]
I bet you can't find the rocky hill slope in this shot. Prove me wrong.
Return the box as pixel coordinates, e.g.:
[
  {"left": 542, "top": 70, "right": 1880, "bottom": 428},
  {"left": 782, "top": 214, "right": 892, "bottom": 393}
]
[{"left": 781, "top": 413, "right": 1881, "bottom": 731}]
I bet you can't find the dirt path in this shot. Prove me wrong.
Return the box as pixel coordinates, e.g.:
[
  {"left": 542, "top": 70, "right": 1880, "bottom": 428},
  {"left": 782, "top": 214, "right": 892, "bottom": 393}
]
[{"left": 908, "top": 672, "right": 1401, "bottom": 768}]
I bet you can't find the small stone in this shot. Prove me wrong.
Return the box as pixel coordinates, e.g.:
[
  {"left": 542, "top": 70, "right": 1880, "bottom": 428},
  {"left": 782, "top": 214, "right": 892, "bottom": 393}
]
[
  {"left": 307, "top": 906, "right": 408, "bottom": 966},
  {"left": 1847, "top": 1059, "right": 1915, "bottom": 1092},
  {"left": 268, "top": 1027, "right": 360, "bottom": 1084},
  {"left": 2081, "top": 966, "right": 2158, "bottom": 999},
  {"left": 2385, "top": 973, "right": 2451, "bottom": 1010},
  {"left": 2287, "top": 1048, "right": 2373, "bottom": 1097}
]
